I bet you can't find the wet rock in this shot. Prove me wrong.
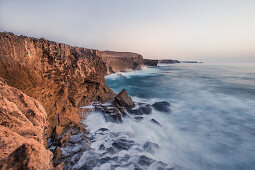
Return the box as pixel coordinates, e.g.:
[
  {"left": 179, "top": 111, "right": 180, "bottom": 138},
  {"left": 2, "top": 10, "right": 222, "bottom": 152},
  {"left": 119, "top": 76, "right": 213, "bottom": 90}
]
[
  {"left": 143, "top": 141, "right": 159, "bottom": 154},
  {"left": 152, "top": 101, "right": 171, "bottom": 113},
  {"left": 99, "top": 156, "right": 118, "bottom": 164},
  {"left": 112, "top": 139, "right": 135, "bottom": 150},
  {"left": 151, "top": 161, "right": 170, "bottom": 170},
  {"left": 137, "top": 155, "right": 155, "bottom": 166},
  {"left": 104, "top": 113, "right": 123, "bottom": 123},
  {"left": 129, "top": 103, "right": 152, "bottom": 115},
  {"left": 106, "top": 147, "right": 116, "bottom": 154},
  {"left": 113, "top": 89, "right": 134, "bottom": 109},
  {"left": 151, "top": 119, "right": 162, "bottom": 127},
  {"left": 134, "top": 116, "right": 144, "bottom": 121},
  {"left": 53, "top": 147, "right": 62, "bottom": 165}
]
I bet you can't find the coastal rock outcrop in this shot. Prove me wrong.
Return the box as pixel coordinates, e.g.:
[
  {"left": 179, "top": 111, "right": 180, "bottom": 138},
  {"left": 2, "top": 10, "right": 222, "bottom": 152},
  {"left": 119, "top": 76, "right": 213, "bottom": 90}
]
[
  {"left": 159, "top": 59, "right": 180, "bottom": 64},
  {"left": 143, "top": 59, "right": 158, "bottom": 66},
  {"left": 102, "top": 51, "right": 144, "bottom": 74},
  {"left": 0, "top": 32, "right": 115, "bottom": 137},
  {"left": 113, "top": 89, "right": 134, "bottom": 110},
  {"left": 152, "top": 101, "right": 171, "bottom": 113}
]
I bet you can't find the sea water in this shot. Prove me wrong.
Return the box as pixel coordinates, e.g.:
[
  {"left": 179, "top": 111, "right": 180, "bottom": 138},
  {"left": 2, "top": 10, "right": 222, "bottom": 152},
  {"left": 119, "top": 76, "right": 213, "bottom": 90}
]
[{"left": 81, "top": 63, "right": 255, "bottom": 170}]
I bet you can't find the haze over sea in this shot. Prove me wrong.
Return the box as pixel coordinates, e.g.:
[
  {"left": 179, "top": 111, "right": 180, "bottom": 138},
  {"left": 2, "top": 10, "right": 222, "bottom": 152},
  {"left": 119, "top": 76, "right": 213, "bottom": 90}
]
[{"left": 82, "top": 63, "right": 255, "bottom": 170}]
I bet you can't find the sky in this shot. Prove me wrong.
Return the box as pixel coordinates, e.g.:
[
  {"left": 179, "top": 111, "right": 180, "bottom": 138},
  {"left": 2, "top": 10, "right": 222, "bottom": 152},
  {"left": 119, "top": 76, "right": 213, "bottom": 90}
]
[{"left": 0, "top": 0, "right": 255, "bottom": 63}]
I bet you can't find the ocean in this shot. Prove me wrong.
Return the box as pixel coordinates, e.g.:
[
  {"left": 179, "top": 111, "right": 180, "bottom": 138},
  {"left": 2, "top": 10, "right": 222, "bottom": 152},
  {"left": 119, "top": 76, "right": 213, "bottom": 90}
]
[{"left": 78, "top": 63, "right": 255, "bottom": 170}]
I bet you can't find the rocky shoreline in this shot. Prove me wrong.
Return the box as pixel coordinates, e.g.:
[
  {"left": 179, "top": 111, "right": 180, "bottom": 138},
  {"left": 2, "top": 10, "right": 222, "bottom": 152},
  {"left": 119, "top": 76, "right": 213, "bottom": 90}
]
[
  {"left": 0, "top": 32, "right": 174, "bottom": 169},
  {"left": 0, "top": 32, "right": 152, "bottom": 169}
]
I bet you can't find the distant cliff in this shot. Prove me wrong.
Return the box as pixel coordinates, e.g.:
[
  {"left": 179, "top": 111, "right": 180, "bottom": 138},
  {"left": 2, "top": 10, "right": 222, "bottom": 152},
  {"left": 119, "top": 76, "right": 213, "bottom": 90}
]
[
  {"left": 102, "top": 51, "right": 144, "bottom": 74},
  {"left": 159, "top": 59, "right": 181, "bottom": 64},
  {"left": 143, "top": 59, "right": 158, "bottom": 66}
]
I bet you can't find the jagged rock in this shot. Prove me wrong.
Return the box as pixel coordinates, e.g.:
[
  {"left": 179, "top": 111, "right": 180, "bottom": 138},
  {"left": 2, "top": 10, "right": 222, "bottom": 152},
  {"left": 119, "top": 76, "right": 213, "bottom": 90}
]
[
  {"left": 143, "top": 141, "right": 159, "bottom": 154},
  {"left": 113, "top": 89, "right": 134, "bottom": 109},
  {"left": 151, "top": 119, "right": 162, "bottom": 127},
  {"left": 53, "top": 147, "right": 62, "bottom": 165},
  {"left": 152, "top": 101, "right": 171, "bottom": 113},
  {"left": 112, "top": 139, "right": 135, "bottom": 150},
  {"left": 129, "top": 103, "right": 152, "bottom": 115},
  {"left": 137, "top": 155, "right": 155, "bottom": 166}
]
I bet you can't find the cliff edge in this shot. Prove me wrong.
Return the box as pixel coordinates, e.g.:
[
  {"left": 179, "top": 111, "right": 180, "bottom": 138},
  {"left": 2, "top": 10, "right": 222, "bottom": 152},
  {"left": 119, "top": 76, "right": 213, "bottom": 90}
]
[{"left": 0, "top": 32, "right": 115, "bottom": 137}]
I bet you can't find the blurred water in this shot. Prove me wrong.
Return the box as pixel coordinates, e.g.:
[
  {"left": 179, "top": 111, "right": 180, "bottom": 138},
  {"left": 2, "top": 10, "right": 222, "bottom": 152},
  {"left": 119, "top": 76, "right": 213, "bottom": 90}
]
[{"left": 83, "top": 63, "right": 255, "bottom": 170}]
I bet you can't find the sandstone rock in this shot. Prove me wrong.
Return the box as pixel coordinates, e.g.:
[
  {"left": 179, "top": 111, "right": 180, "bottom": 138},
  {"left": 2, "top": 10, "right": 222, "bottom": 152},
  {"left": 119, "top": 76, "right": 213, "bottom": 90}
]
[
  {"left": 0, "top": 142, "right": 53, "bottom": 170},
  {"left": 0, "top": 79, "right": 48, "bottom": 158},
  {"left": 113, "top": 89, "right": 134, "bottom": 109},
  {"left": 102, "top": 51, "right": 144, "bottom": 74},
  {"left": 152, "top": 101, "right": 171, "bottom": 113}
]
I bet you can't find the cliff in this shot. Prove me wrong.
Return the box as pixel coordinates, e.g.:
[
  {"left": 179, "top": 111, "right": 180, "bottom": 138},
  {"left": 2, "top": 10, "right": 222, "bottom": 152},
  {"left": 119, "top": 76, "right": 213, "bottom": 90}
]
[
  {"left": 102, "top": 51, "right": 144, "bottom": 74},
  {"left": 159, "top": 59, "right": 180, "bottom": 64},
  {"left": 0, "top": 32, "right": 115, "bottom": 137},
  {"left": 143, "top": 59, "right": 158, "bottom": 66}
]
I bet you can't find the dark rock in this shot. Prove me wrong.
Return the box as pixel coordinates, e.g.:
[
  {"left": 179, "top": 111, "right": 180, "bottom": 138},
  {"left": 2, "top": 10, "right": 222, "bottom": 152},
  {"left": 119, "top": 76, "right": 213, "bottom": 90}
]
[
  {"left": 151, "top": 119, "right": 162, "bottom": 127},
  {"left": 137, "top": 155, "right": 155, "bottom": 166},
  {"left": 113, "top": 89, "right": 134, "bottom": 109},
  {"left": 134, "top": 116, "right": 144, "bottom": 121},
  {"left": 152, "top": 101, "right": 171, "bottom": 113},
  {"left": 143, "top": 59, "right": 158, "bottom": 66},
  {"left": 99, "top": 144, "right": 105, "bottom": 150},
  {"left": 53, "top": 147, "right": 62, "bottom": 165},
  {"left": 143, "top": 141, "right": 159, "bottom": 154},
  {"left": 159, "top": 59, "right": 181, "bottom": 64},
  {"left": 106, "top": 147, "right": 116, "bottom": 154},
  {"left": 104, "top": 113, "right": 123, "bottom": 123},
  {"left": 112, "top": 139, "right": 135, "bottom": 150},
  {"left": 129, "top": 103, "right": 152, "bottom": 115}
]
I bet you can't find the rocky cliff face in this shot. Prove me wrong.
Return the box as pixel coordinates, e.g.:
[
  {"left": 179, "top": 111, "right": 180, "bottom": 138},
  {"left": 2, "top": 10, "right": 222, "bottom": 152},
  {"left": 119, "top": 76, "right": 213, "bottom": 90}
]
[
  {"left": 0, "top": 32, "right": 115, "bottom": 137},
  {"left": 0, "top": 78, "right": 54, "bottom": 169},
  {"left": 102, "top": 51, "right": 144, "bottom": 74}
]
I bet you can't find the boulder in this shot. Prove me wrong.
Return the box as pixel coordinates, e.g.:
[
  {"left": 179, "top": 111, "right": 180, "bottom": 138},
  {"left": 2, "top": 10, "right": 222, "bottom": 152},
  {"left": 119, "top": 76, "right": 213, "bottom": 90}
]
[
  {"left": 152, "top": 101, "right": 171, "bottom": 113},
  {"left": 113, "top": 89, "right": 134, "bottom": 109},
  {"left": 129, "top": 103, "right": 152, "bottom": 115}
]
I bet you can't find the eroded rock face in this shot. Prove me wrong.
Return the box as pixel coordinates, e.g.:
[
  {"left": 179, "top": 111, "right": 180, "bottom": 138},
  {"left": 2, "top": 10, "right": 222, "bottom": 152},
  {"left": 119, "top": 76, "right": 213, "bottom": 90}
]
[
  {"left": 0, "top": 79, "right": 53, "bottom": 169},
  {"left": 102, "top": 51, "right": 144, "bottom": 74},
  {"left": 0, "top": 32, "right": 115, "bottom": 136},
  {"left": 0, "top": 79, "right": 48, "bottom": 158}
]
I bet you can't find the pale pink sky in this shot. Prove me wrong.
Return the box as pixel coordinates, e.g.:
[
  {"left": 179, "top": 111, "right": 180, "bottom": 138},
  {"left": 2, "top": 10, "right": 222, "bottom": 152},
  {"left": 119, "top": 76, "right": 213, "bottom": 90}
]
[{"left": 1, "top": 0, "right": 255, "bottom": 63}]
